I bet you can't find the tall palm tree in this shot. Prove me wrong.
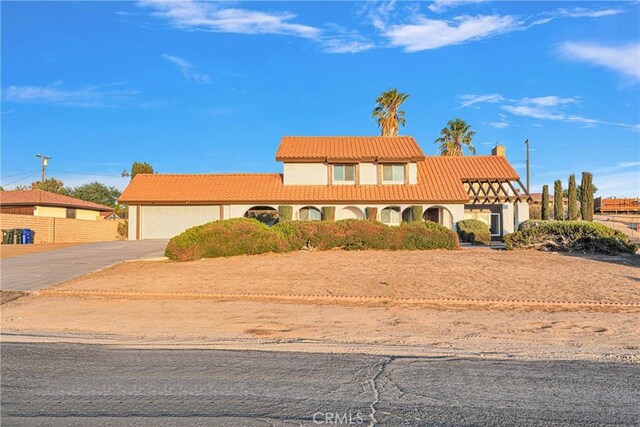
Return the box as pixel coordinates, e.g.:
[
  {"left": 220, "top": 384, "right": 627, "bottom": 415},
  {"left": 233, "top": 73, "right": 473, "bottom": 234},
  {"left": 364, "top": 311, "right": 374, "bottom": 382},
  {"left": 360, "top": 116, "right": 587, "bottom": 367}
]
[
  {"left": 372, "top": 88, "right": 409, "bottom": 137},
  {"left": 435, "top": 118, "right": 476, "bottom": 156}
]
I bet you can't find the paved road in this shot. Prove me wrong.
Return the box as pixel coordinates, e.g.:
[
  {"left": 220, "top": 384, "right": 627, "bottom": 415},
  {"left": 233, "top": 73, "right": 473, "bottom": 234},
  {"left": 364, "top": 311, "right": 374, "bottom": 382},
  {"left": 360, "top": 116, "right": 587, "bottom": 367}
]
[
  {"left": 0, "top": 240, "right": 167, "bottom": 291},
  {"left": 2, "top": 343, "right": 639, "bottom": 426}
]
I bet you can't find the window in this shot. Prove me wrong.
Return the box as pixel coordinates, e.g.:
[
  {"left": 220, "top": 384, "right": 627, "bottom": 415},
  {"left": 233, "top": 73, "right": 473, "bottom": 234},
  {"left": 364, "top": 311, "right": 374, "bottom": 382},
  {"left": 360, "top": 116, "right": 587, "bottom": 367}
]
[
  {"left": 299, "top": 206, "right": 322, "bottom": 221},
  {"left": 66, "top": 208, "right": 77, "bottom": 219},
  {"left": 380, "top": 207, "right": 401, "bottom": 225},
  {"left": 382, "top": 164, "right": 405, "bottom": 183},
  {"left": 333, "top": 164, "right": 356, "bottom": 183}
]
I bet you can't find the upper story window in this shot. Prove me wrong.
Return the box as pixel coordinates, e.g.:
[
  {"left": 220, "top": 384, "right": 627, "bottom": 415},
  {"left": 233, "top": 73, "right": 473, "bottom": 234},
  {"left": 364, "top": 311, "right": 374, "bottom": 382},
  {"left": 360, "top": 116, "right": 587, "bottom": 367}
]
[
  {"left": 333, "top": 164, "right": 356, "bottom": 183},
  {"left": 382, "top": 164, "right": 405, "bottom": 183}
]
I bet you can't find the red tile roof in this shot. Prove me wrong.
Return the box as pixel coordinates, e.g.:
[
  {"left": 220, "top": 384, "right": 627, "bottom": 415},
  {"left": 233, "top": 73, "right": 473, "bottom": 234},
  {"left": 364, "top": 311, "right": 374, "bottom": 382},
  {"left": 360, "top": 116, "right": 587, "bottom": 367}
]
[
  {"left": 276, "top": 136, "right": 426, "bottom": 162},
  {"left": 0, "top": 190, "right": 114, "bottom": 212},
  {"left": 119, "top": 155, "right": 520, "bottom": 205}
]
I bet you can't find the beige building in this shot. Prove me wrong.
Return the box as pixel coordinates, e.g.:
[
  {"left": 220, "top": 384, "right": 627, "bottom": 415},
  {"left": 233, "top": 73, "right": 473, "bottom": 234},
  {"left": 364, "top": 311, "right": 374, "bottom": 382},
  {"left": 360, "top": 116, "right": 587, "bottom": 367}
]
[
  {"left": 0, "top": 189, "right": 113, "bottom": 221},
  {"left": 120, "top": 136, "right": 531, "bottom": 240}
]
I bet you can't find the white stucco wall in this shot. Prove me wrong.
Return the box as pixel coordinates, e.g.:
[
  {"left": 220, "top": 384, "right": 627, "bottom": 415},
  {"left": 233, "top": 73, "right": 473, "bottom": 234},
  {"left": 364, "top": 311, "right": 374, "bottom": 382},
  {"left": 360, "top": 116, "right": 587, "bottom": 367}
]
[
  {"left": 408, "top": 162, "right": 418, "bottom": 185},
  {"left": 283, "top": 163, "right": 328, "bottom": 185},
  {"left": 515, "top": 202, "right": 530, "bottom": 230},
  {"left": 359, "top": 163, "right": 377, "bottom": 185},
  {"left": 501, "top": 203, "right": 515, "bottom": 234},
  {"left": 128, "top": 205, "right": 137, "bottom": 239}
]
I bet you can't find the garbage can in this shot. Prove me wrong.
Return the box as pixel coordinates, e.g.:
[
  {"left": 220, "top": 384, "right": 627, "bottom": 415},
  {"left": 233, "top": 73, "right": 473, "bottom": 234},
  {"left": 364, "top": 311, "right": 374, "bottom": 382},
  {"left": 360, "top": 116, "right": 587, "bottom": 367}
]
[
  {"left": 1, "top": 229, "right": 8, "bottom": 244},
  {"left": 13, "top": 229, "right": 23, "bottom": 244},
  {"left": 22, "top": 229, "right": 30, "bottom": 245},
  {"left": 6, "top": 229, "right": 14, "bottom": 244},
  {"left": 29, "top": 230, "right": 35, "bottom": 244}
]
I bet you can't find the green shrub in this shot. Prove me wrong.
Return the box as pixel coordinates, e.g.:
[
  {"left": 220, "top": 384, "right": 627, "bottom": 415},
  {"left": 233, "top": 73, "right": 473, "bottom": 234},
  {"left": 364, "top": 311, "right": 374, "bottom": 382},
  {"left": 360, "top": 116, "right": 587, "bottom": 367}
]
[
  {"left": 117, "top": 220, "right": 128, "bottom": 239},
  {"left": 273, "top": 220, "right": 343, "bottom": 251},
  {"left": 456, "top": 219, "right": 491, "bottom": 245},
  {"left": 401, "top": 221, "right": 459, "bottom": 250},
  {"left": 278, "top": 205, "right": 293, "bottom": 221},
  {"left": 165, "top": 218, "right": 288, "bottom": 261},
  {"left": 335, "top": 219, "right": 401, "bottom": 250},
  {"left": 410, "top": 205, "right": 423, "bottom": 222},
  {"left": 505, "top": 220, "right": 637, "bottom": 255},
  {"left": 322, "top": 206, "right": 336, "bottom": 222},
  {"left": 366, "top": 207, "right": 378, "bottom": 221}
]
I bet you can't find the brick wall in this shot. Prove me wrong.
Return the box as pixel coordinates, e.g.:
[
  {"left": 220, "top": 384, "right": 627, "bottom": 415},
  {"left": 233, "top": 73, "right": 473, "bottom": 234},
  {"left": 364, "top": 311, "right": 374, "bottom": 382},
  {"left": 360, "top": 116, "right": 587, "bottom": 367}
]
[{"left": 0, "top": 213, "right": 121, "bottom": 243}]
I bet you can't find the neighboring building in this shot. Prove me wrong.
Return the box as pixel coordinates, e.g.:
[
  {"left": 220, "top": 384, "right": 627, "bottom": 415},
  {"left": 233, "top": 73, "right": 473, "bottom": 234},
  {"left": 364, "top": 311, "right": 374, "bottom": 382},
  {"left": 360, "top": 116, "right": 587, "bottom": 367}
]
[
  {"left": 0, "top": 189, "right": 113, "bottom": 220},
  {"left": 119, "top": 136, "right": 531, "bottom": 240},
  {"left": 595, "top": 197, "right": 640, "bottom": 214}
]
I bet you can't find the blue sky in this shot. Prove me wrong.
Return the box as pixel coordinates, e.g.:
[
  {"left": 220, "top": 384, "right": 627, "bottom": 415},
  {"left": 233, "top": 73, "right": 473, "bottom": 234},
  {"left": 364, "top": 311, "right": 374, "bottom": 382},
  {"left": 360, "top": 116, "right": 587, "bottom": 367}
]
[{"left": 2, "top": 0, "right": 639, "bottom": 196}]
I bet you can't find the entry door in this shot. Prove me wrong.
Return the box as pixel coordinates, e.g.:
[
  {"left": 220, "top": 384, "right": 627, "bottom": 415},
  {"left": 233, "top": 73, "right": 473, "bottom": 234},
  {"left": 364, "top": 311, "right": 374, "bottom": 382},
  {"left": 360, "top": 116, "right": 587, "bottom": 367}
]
[{"left": 490, "top": 213, "right": 501, "bottom": 236}]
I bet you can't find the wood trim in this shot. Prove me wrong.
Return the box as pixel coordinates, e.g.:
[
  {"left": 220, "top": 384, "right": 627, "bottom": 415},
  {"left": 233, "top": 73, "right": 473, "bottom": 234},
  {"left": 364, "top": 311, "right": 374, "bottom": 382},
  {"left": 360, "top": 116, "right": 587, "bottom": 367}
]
[
  {"left": 136, "top": 205, "right": 141, "bottom": 240},
  {"left": 404, "top": 163, "right": 409, "bottom": 185}
]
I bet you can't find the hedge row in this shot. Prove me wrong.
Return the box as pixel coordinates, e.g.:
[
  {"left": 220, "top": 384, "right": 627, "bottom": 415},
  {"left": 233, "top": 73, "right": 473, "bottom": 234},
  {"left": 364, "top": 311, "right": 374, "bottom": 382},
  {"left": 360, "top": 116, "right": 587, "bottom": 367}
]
[
  {"left": 165, "top": 218, "right": 459, "bottom": 261},
  {"left": 505, "top": 220, "right": 637, "bottom": 255},
  {"left": 456, "top": 219, "right": 491, "bottom": 245}
]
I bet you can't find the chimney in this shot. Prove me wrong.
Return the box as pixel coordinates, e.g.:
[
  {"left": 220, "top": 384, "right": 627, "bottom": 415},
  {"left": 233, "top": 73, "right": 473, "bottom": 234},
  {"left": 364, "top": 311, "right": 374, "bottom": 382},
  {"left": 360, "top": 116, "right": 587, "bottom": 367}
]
[{"left": 492, "top": 145, "right": 506, "bottom": 157}]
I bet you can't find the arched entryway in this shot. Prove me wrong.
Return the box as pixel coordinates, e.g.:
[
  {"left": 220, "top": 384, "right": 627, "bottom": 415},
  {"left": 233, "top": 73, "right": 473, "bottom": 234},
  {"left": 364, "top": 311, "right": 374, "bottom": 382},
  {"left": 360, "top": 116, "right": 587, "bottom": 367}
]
[
  {"left": 423, "top": 206, "right": 454, "bottom": 229},
  {"left": 380, "top": 206, "right": 401, "bottom": 225},
  {"left": 298, "top": 206, "right": 322, "bottom": 221},
  {"left": 244, "top": 206, "right": 279, "bottom": 226},
  {"left": 401, "top": 207, "right": 415, "bottom": 222},
  {"left": 336, "top": 206, "right": 365, "bottom": 220}
]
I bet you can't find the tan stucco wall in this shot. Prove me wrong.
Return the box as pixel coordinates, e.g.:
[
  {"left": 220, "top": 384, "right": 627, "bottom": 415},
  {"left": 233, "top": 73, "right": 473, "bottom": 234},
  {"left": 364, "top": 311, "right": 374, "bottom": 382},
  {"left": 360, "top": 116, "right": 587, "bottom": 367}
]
[
  {"left": 283, "top": 163, "right": 328, "bottom": 185},
  {"left": 76, "top": 209, "right": 101, "bottom": 221},
  {"left": 34, "top": 206, "right": 67, "bottom": 218}
]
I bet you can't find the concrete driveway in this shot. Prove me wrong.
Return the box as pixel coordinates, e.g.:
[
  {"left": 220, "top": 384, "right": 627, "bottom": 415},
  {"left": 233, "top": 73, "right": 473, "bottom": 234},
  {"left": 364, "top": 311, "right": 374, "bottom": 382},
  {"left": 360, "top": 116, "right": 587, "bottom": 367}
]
[{"left": 1, "top": 240, "right": 168, "bottom": 291}]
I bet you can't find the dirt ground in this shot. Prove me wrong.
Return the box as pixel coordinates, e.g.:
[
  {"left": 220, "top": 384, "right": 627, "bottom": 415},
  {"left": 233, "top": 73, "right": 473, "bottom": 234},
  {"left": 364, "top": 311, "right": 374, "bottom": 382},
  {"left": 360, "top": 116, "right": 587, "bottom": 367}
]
[
  {"left": 2, "top": 249, "right": 639, "bottom": 361},
  {"left": 0, "top": 242, "right": 85, "bottom": 259}
]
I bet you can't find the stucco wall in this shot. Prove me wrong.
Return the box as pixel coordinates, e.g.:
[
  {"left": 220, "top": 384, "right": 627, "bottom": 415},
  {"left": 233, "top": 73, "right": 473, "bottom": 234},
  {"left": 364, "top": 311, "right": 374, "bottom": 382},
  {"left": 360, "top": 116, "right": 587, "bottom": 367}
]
[
  {"left": 34, "top": 206, "right": 66, "bottom": 218},
  {"left": 359, "top": 163, "right": 377, "bottom": 185},
  {"left": 408, "top": 162, "right": 418, "bottom": 185},
  {"left": 283, "top": 163, "right": 328, "bottom": 185},
  {"left": 76, "top": 209, "right": 101, "bottom": 221}
]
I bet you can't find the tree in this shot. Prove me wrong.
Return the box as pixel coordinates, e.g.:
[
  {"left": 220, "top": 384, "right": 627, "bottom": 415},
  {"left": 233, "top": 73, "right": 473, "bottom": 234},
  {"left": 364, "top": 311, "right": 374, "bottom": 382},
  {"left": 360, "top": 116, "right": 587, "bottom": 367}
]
[
  {"left": 18, "top": 178, "right": 70, "bottom": 195},
  {"left": 567, "top": 174, "right": 579, "bottom": 220},
  {"left": 71, "top": 182, "right": 121, "bottom": 208},
  {"left": 125, "top": 162, "right": 154, "bottom": 180},
  {"left": 563, "top": 183, "right": 598, "bottom": 200},
  {"left": 580, "top": 172, "right": 594, "bottom": 221},
  {"left": 553, "top": 180, "right": 563, "bottom": 220},
  {"left": 435, "top": 118, "right": 476, "bottom": 156},
  {"left": 371, "top": 88, "right": 409, "bottom": 137},
  {"left": 541, "top": 185, "right": 550, "bottom": 220}
]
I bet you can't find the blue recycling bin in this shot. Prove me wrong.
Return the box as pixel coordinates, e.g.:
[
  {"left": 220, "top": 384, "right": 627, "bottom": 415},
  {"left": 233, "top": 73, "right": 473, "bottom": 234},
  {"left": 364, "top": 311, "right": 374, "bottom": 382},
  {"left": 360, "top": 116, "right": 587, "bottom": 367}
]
[{"left": 22, "top": 229, "right": 30, "bottom": 244}]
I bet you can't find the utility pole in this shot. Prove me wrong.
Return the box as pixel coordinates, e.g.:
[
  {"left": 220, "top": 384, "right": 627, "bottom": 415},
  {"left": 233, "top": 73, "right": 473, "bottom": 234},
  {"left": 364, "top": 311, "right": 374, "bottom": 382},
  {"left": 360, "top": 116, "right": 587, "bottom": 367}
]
[
  {"left": 34, "top": 154, "right": 51, "bottom": 184},
  {"left": 524, "top": 139, "right": 530, "bottom": 193}
]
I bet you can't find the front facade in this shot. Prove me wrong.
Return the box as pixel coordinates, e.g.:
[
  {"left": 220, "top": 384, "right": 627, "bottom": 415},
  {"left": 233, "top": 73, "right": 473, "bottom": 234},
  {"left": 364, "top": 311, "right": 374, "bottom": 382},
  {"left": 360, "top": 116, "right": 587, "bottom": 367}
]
[
  {"left": 0, "top": 189, "right": 113, "bottom": 221},
  {"left": 120, "top": 136, "right": 531, "bottom": 240}
]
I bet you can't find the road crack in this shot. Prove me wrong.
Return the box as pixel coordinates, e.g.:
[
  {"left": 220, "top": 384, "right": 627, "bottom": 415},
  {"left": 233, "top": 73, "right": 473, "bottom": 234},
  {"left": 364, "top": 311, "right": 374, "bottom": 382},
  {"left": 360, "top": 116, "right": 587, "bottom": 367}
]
[{"left": 365, "top": 356, "right": 394, "bottom": 426}]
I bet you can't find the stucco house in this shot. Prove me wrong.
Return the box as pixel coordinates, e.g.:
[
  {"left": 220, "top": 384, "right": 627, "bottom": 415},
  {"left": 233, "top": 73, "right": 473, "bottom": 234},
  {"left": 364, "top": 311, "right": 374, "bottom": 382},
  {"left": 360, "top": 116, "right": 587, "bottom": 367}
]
[
  {"left": 119, "top": 136, "right": 531, "bottom": 240},
  {"left": 0, "top": 189, "right": 113, "bottom": 220}
]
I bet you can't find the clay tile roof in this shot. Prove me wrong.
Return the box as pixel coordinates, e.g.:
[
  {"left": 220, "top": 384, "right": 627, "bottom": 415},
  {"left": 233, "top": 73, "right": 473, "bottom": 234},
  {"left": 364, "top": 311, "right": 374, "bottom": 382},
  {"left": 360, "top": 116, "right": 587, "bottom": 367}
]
[
  {"left": 0, "top": 189, "right": 114, "bottom": 212},
  {"left": 119, "top": 155, "right": 521, "bottom": 205},
  {"left": 276, "top": 136, "right": 426, "bottom": 162}
]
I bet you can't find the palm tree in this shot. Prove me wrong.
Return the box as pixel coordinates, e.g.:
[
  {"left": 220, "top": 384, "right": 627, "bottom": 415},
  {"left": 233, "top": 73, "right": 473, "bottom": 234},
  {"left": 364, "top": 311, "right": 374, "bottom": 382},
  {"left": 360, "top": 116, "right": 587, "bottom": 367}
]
[
  {"left": 435, "top": 118, "right": 477, "bottom": 156},
  {"left": 372, "top": 88, "right": 409, "bottom": 137}
]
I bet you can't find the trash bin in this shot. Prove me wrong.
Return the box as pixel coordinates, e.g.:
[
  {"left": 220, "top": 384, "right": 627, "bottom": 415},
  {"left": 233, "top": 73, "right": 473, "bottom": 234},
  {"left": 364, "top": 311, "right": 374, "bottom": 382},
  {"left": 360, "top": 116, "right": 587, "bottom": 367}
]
[
  {"left": 6, "top": 229, "right": 14, "bottom": 244},
  {"left": 1, "top": 230, "right": 8, "bottom": 244},
  {"left": 22, "top": 229, "right": 30, "bottom": 245},
  {"left": 29, "top": 230, "right": 35, "bottom": 244},
  {"left": 13, "top": 229, "right": 23, "bottom": 244}
]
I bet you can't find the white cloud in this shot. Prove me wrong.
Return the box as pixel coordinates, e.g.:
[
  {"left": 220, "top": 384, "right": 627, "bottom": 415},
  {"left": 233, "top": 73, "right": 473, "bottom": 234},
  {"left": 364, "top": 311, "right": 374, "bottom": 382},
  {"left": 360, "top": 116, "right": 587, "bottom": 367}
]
[
  {"left": 488, "top": 121, "right": 510, "bottom": 129},
  {"left": 592, "top": 170, "right": 640, "bottom": 198},
  {"left": 322, "top": 38, "right": 375, "bottom": 54},
  {"left": 617, "top": 161, "right": 640, "bottom": 169},
  {"left": 139, "top": 0, "right": 321, "bottom": 39},
  {"left": 458, "top": 93, "right": 504, "bottom": 108},
  {"left": 428, "top": 0, "right": 491, "bottom": 14},
  {"left": 555, "top": 7, "right": 625, "bottom": 19},
  {"left": 558, "top": 42, "right": 640, "bottom": 80},
  {"left": 383, "top": 14, "right": 520, "bottom": 52},
  {"left": 520, "top": 96, "right": 578, "bottom": 107},
  {"left": 3, "top": 82, "right": 137, "bottom": 107},
  {"left": 161, "top": 54, "right": 211, "bottom": 84}
]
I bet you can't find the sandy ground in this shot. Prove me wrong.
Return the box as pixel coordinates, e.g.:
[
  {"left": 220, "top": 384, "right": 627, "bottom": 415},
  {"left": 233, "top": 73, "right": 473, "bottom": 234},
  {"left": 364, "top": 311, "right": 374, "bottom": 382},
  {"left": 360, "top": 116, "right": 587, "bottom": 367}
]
[
  {"left": 595, "top": 214, "right": 640, "bottom": 241},
  {"left": 2, "top": 249, "right": 639, "bottom": 361},
  {"left": 0, "top": 242, "right": 85, "bottom": 259}
]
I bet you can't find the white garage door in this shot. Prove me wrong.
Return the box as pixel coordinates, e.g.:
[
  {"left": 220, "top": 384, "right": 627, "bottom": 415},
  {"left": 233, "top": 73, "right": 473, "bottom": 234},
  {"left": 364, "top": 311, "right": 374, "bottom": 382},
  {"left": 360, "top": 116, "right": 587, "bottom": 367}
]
[{"left": 141, "top": 205, "right": 220, "bottom": 239}]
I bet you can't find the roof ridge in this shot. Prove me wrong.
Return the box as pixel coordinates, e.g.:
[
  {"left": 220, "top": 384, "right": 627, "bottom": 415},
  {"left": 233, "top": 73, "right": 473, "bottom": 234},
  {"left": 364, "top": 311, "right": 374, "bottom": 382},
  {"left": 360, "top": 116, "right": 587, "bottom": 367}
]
[{"left": 136, "top": 172, "right": 281, "bottom": 177}]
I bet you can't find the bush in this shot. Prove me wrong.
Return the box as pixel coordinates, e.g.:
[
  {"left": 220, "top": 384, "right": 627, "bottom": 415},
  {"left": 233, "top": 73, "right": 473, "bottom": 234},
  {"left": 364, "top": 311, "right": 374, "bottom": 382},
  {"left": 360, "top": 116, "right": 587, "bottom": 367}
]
[
  {"left": 322, "top": 206, "right": 336, "bottom": 222},
  {"left": 278, "top": 205, "right": 293, "bottom": 221},
  {"left": 166, "top": 218, "right": 460, "bottom": 261},
  {"left": 456, "top": 219, "right": 491, "bottom": 245},
  {"left": 504, "top": 220, "right": 637, "bottom": 255},
  {"left": 410, "top": 205, "right": 423, "bottom": 222},
  {"left": 165, "top": 218, "right": 288, "bottom": 261},
  {"left": 117, "top": 220, "right": 128, "bottom": 239}
]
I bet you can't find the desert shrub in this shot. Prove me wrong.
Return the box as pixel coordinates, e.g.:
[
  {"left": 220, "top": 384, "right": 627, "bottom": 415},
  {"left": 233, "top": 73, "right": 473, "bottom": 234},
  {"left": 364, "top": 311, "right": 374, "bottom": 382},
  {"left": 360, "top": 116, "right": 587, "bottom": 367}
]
[
  {"left": 322, "top": 206, "right": 336, "bottom": 222},
  {"left": 456, "top": 219, "right": 490, "bottom": 245},
  {"left": 165, "top": 218, "right": 288, "bottom": 261},
  {"left": 504, "top": 220, "right": 637, "bottom": 255},
  {"left": 335, "top": 219, "right": 401, "bottom": 250},
  {"left": 529, "top": 204, "right": 542, "bottom": 220},
  {"left": 401, "top": 221, "right": 459, "bottom": 250},
  {"left": 273, "top": 220, "right": 343, "bottom": 251},
  {"left": 278, "top": 205, "right": 293, "bottom": 221},
  {"left": 366, "top": 207, "right": 378, "bottom": 221},
  {"left": 517, "top": 219, "right": 546, "bottom": 232},
  {"left": 410, "top": 205, "right": 423, "bottom": 222},
  {"left": 117, "top": 220, "right": 128, "bottom": 239}
]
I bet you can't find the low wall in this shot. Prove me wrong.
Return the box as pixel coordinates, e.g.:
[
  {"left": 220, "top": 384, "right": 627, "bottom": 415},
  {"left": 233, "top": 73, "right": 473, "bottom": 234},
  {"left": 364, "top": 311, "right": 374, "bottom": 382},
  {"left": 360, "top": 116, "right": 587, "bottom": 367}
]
[{"left": 0, "top": 213, "right": 121, "bottom": 243}]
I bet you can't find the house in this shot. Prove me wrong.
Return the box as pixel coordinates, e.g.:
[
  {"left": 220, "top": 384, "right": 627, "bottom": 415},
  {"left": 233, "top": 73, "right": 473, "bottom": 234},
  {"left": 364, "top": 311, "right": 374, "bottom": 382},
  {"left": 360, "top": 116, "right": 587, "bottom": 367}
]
[
  {"left": 119, "top": 136, "right": 531, "bottom": 240},
  {"left": 0, "top": 189, "right": 113, "bottom": 220}
]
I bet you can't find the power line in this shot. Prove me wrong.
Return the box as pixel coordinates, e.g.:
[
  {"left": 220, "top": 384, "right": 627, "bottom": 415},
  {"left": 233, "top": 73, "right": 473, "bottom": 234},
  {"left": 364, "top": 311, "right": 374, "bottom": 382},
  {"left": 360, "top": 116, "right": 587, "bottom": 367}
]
[
  {"left": 49, "top": 169, "right": 125, "bottom": 178},
  {"left": 2, "top": 172, "right": 40, "bottom": 187},
  {"left": 0, "top": 170, "right": 40, "bottom": 179}
]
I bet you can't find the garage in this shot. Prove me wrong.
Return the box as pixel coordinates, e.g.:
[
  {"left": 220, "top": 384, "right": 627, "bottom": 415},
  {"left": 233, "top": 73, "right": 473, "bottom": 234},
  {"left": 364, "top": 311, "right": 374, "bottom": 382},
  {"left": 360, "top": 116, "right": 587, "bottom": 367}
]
[{"left": 131, "top": 205, "right": 221, "bottom": 239}]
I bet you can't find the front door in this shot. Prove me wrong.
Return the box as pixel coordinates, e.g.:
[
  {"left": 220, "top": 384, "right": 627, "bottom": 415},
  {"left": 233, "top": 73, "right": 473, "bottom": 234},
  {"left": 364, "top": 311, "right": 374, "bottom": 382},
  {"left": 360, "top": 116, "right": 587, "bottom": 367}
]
[{"left": 490, "top": 213, "right": 501, "bottom": 236}]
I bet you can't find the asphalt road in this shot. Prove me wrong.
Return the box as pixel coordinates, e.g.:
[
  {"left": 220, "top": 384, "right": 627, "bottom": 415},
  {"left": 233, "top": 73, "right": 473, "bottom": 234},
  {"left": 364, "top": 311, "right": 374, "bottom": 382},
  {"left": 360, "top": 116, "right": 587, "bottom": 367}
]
[
  {"left": 0, "top": 240, "right": 168, "bottom": 291},
  {"left": 2, "top": 343, "right": 639, "bottom": 426}
]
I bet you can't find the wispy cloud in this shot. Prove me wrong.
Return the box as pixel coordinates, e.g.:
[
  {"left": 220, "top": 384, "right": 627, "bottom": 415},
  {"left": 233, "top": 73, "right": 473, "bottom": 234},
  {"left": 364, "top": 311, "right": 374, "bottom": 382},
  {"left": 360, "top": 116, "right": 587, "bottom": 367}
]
[
  {"left": 161, "top": 54, "right": 211, "bottom": 84},
  {"left": 428, "top": 0, "right": 491, "bottom": 14},
  {"left": 558, "top": 42, "right": 640, "bottom": 80},
  {"left": 553, "top": 7, "right": 625, "bottom": 19},
  {"left": 458, "top": 93, "right": 505, "bottom": 108},
  {"left": 321, "top": 25, "right": 375, "bottom": 54},
  {"left": 3, "top": 82, "right": 138, "bottom": 107},
  {"left": 139, "top": 0, "right": 321, "bottom": 39},
  {"left": 488, "top": 121, "right": 510, "bottom": 129}
]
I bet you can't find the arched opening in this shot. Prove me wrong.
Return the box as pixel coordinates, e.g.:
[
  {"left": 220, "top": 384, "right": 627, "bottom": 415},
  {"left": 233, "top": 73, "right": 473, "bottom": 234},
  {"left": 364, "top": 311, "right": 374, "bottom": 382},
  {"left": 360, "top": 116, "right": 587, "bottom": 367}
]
[
  {"left": 299, "top": 206, "right": 322, "bottom": 221},
  {"left": 424, "top": 206, "right": 454, "bottom": 229},
  {"left": 380, "top": 206, "right": 401, "bottom": 225},
  {"left": 336, "top": 206, "right": 365, "bottom": 220},
  {"left": 401, "top": 207, "right": 414, "bottom": 222},
  {"left": 244, "top": 206, "right": 279, "bottom": 226}
]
